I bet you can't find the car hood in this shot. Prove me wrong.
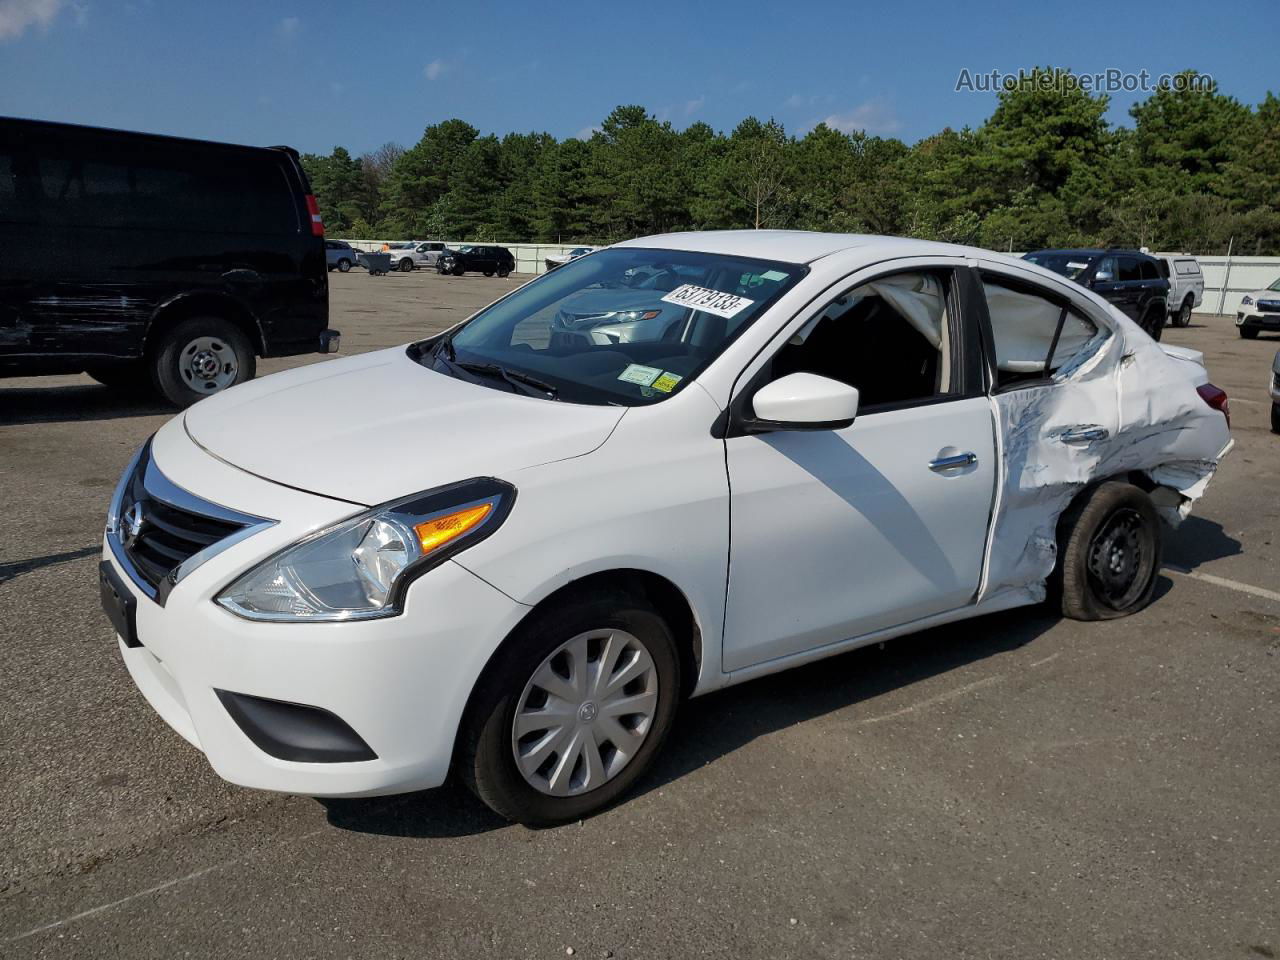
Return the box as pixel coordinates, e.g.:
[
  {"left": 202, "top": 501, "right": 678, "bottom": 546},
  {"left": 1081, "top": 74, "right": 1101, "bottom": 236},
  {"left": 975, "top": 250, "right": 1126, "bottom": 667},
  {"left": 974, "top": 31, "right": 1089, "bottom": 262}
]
[
  {"left": 1247, "top": 289, "right": 1280, "bottom": 300},
  {"left": 183, "top": 347, "right": 625, "bottom": 506}
]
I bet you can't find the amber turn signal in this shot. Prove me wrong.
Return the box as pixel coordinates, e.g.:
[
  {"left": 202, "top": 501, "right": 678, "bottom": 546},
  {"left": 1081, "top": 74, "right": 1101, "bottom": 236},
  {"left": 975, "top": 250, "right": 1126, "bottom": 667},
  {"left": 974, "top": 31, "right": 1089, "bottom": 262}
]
[{"left": 414, "top": 502, "right": 493, "bottom": 554}]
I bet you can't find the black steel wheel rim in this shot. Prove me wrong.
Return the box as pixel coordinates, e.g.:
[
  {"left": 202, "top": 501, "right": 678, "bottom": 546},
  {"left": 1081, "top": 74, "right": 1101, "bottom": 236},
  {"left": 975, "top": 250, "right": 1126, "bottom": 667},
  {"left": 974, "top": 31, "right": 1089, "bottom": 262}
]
[{"left": 1086, "top": 507, "right": 1152, "bottom": 609}]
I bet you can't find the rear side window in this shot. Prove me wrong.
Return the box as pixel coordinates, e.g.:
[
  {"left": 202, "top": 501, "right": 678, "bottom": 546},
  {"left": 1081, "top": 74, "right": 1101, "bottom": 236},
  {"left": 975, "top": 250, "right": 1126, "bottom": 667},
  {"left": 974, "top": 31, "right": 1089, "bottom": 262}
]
[
  {"left": 982, "top": 276, "right": 1099, "bottom": 389},
  {"left": 0, "top": 137, "right": 298, "bottom": 234},
  {"left": 1117, "top": 258, "right": 1141, "bottom": 282},
  {"left": 1175, "top": 259, "right": 1200, "bottom": 276},
  {"left": 1139, "top": 260, "right": 1159, "bottom": 281}
]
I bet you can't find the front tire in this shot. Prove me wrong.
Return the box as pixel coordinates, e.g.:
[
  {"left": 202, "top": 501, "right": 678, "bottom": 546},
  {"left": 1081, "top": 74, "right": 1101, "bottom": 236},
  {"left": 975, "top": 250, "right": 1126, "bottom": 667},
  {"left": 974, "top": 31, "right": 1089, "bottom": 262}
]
[
  {"left": 338, "top": 258, "right": 352, "bottom": 273},
  {"left": 1050, "top": 481, "right": 1162, "bottom": 621},
  {"left": 151, "top": 316, "right": 255, "bottom": 407},
  {"left": 1271, "top": 403, "right": 1280, "bottom": 434},
  {"left": 1240, "top": 325, "right": 1259, "bottom": 339},
  {"left": 399, "top": 258, "right": 414, "bottom": 272},
  {"left": 457, "top": 591, "right": 681, "bottom": 826}
]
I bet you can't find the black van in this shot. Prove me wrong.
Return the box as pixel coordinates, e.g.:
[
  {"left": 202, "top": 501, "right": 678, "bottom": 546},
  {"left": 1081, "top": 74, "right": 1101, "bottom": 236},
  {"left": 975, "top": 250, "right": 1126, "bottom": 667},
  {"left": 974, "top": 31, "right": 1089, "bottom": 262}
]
[{"left": 1, "top": 117, "right": 338, "bottom": 406}]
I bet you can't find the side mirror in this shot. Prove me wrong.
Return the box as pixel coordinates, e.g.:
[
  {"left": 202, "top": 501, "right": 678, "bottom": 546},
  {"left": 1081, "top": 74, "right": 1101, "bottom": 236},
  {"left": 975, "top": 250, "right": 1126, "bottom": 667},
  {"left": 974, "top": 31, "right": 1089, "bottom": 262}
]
[{"left": 747, "top": 373, "right": 860, "bottom": 432}]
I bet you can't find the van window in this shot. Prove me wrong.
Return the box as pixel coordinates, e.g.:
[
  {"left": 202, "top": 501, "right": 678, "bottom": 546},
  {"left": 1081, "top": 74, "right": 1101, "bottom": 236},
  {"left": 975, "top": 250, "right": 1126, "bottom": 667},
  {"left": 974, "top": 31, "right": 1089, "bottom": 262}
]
[{"left": 1, "top": 140, "right": 298, "bottom": 235}]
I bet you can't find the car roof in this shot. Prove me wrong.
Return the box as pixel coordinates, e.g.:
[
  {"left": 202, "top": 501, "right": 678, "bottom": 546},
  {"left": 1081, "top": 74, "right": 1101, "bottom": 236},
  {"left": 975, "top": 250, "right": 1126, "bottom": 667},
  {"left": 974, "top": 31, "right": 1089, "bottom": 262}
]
[{"left": 614, "top": 230, "right": 999, "bottom": 266}]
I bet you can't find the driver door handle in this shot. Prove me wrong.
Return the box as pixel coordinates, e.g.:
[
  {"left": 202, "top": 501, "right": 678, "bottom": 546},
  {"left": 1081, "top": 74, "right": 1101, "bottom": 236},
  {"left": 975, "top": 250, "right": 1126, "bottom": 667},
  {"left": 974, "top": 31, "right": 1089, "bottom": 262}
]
[{"left": 929, "top": 452, "right": 977, "bottom": 472}]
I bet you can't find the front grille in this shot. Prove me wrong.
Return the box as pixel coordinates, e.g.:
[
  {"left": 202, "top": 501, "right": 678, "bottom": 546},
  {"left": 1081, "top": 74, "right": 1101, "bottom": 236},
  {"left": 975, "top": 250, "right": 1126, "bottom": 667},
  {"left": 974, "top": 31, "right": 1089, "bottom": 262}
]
[
  {"left": 1257, "top": 300, "right": 1280, "bottom": 314},
  {"left": 109, "top": 441, "right": 257, "bottom": 600}
]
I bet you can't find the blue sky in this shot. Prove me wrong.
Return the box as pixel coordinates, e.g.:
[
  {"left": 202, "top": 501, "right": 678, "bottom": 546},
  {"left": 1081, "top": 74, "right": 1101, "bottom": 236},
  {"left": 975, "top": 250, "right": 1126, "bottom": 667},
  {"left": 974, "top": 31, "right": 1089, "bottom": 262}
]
[{"left": 1, "top": 0, "right": 1274, "bottom": 155}]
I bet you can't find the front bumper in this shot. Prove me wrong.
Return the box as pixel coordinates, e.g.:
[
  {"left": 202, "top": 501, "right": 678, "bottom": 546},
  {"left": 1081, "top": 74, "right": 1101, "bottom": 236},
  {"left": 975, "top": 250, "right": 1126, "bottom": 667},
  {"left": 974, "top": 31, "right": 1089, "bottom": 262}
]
[
  {"left": 1237, "top": 309, "right": 1280, "bottom": 329},
  {"left": 103, "top": 420, "right": 528, "bottom": 798}
]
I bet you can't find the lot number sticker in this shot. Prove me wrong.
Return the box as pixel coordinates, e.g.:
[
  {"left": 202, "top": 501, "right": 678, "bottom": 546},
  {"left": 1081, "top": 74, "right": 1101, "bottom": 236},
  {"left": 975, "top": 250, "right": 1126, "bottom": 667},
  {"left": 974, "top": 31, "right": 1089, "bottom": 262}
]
[
  {"left": 660, "top": 284, "right": 755, "bottom": 319},
  {"left": 617, "top": 363, "right": 663, "bottom": 386}
]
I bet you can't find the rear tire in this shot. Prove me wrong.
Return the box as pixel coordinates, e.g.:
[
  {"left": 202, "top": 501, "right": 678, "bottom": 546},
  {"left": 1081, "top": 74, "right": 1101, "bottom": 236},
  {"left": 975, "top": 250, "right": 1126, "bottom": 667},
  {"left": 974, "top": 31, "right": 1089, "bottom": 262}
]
[
  {"left": 151, "top": 316, "right": 255, "bottom": 407},
  {"left": 1240, "top": 325, "right": 1259, "bottom": 339},
  {"left": 457, "top": 591, "right": 681, "bottom": 826},
  {"left": 1142, "top": 307, "right": 1166, "bottom": 341},
  {"left": 1174, "top": 300, "right": 1192, "bottom": 327},
  {"left": 1050, "top": 481, "right": 1162, "bottom": 621}
]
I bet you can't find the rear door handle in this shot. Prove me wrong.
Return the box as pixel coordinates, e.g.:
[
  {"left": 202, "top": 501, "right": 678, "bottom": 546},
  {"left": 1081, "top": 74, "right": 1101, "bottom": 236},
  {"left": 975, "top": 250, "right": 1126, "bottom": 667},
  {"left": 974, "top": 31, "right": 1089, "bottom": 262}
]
[
  {"left": 929, "top": 452, "right": 978, "bottom": 472},
  {"left": 1058, "top": 426, "right": 1109, "bottom": 444}
]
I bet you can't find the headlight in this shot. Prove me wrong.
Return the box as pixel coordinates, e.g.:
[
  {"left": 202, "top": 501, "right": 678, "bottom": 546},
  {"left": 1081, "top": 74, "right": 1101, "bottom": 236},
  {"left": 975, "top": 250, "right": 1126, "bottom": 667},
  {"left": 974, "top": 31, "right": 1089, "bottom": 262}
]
[
  {"left": 216, "top": 478, "right": 514, "bottom": 622},
  {"left": 1242, "top": 295, "right": 1254, "bottom": 306},
  {"left": 608, "top": 309, "right": 661, "bottom": 323}
]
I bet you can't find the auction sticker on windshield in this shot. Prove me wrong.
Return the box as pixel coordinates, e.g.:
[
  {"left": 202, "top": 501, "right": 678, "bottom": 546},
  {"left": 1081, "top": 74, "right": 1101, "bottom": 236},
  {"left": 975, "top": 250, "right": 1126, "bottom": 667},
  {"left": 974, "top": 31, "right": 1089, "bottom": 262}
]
[
  {"left": 660, "top": 284, "right": 755, "bottom": 319},
  {"left": 617, "top": 363, "right": 663, "bottom": 386}
]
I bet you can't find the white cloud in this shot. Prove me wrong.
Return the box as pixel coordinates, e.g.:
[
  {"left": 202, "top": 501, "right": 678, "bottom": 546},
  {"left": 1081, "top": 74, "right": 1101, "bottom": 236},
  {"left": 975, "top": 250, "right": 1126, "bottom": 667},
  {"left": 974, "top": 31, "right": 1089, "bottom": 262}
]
[
  {"left": 0, "top": 0, "right": 63, "bottom": 40},
  {"left": 575, "top": 125, "right": 600, "bottom": 140},
  {"left": 276, "top": 16, "right": 299, "bottom": 39},
  {"left": 684, "top": 94, "right": 705, "bottom": 116},
  {"left": 784, "top": 93, "right": 806, "bottom": 109},
  {"left": 822, "top": 99, "right": 902, "bottom": 136},
  {"left": 424, "top": 58, "right": 448, "bottom": 81}
]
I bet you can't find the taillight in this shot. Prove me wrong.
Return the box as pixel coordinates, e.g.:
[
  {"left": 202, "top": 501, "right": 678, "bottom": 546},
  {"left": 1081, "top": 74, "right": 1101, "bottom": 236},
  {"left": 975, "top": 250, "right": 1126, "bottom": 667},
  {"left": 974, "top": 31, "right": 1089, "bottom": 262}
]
[
  {"left": 304, "top": 194, "right": 324, "bottom": 237},
  {"left": 1196, "top": 382, "right": 1230, "bottom": 427}
]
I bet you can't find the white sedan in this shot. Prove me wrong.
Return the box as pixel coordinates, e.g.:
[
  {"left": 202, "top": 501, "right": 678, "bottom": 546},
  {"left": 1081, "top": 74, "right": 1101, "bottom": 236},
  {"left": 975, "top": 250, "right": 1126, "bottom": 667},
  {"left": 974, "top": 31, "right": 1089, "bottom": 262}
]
[{"left": 100, "top": 232, "right": 1232, "bottom": 825}]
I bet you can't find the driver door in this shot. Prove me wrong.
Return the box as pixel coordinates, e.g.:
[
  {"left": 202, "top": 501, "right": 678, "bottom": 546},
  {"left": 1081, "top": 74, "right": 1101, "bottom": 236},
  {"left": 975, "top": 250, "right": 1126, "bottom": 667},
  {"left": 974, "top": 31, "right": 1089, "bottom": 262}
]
[{"left": 722, "top": 267, "right": 997, "bottom": 672}]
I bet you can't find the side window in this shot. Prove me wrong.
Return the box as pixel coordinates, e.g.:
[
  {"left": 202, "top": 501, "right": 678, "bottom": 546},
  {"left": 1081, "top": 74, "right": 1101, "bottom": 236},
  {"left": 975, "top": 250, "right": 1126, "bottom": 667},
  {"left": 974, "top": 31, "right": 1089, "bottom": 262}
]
[
  {"left": 1175, "top": 259, "right": 1200, "bottom": 276},
  {"left": 1095, "top": 256, "right": 1117, "bottom": 282},
  {"left": 1139, "top": 259, "right": 1159, "bottom": 281},
  {"left": 981, "top": 276, "right": 1099, "bottom": 389},
  {"left": 1117, "top": 257, "right": 1141, "bottom": 282},
  {"left": 767, "top": 271, "right": 955, "bottom": 410}
]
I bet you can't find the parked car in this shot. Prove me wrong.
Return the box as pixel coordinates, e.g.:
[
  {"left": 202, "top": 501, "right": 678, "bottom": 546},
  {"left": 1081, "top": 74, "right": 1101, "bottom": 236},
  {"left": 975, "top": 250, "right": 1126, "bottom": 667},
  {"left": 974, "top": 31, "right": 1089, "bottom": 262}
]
[
  {"left": 325, "top": 239, "right": 358, "bottom": 273},
  {"left": 1022, "top": 248, "right": 1170, "bottom": 340},
  {"left": 436, "top": 244, "right": 514, "bottom": 277},
  {"left": 102, "top": 231, "right": 1231, "bottom": 826},
  {"left": 384, "top": 240, "right": 447, "bottom": 272},
  {"left": 1, "top": 117, "right": 339, "bottom": 406},
  {"left": 1155, "top": 254, "right": 1204, "bottom": 327},
  {"left": 1271, "top": 348, "right": 1280, "bottom": 433},
  {"left": 545, "top": 246, "right": 595, "bottom": 272},
  {"left": 1236, "top": 277, "right": 1280, "bottom": 339},
  {"left": 548, "top": 262, "right": 706, "bottom": 347}
]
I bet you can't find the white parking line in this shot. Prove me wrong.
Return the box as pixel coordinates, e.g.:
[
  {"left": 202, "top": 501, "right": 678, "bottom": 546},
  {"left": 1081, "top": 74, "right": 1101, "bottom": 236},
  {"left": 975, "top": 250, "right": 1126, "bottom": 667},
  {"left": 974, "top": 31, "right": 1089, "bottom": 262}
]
[
  {"left": 1165, "top": 565, "right": 1280, "bottom": 604},
  {"left": 5, "top": 829, "right": 325, "bottom": 944}
]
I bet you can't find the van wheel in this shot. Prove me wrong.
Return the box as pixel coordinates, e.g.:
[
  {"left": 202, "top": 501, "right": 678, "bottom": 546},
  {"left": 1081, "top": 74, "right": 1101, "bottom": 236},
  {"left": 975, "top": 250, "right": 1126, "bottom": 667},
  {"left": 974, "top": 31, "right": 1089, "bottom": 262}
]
[
  {"left": 86, "top": 361, "right": 152, "bottom": 394},
  {"left": 338, "top": 258, "right": 352, "bottom": 273},
  {"left": 1050, "top": 481, "right": 1162, "bottom": 621},
  {"left": 457, "top": 591, "right": 681, "bottom": 826},
  {"left": 152, "top": 316, "right": 255, "bottom": 407},
  {"left": 1174, "top": 300, "right": 1192, "bottom": 327}
]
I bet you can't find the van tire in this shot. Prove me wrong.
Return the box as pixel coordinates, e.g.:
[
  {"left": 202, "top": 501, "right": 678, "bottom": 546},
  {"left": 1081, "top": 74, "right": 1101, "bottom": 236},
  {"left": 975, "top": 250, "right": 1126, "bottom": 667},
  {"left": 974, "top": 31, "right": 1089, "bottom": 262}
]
[
  {"left": 151, "top": 316, "right": 255, "bottom": 407},
  {"left": 1050, "top": 482, "right": 1162, "bottom": 621}
]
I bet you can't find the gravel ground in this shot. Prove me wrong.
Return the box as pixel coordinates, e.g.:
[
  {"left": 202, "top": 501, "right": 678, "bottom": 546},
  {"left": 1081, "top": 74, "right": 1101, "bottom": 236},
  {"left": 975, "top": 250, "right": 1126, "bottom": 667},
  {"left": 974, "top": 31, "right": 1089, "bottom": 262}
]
[{"left": 1, "top": 271, "right": 1277, "bottom": 959}]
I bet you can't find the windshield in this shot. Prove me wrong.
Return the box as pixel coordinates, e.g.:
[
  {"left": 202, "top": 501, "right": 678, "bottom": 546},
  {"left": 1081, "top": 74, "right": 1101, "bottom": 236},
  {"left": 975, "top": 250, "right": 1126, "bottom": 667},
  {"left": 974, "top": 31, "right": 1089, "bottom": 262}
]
[
  {"left": 388, "top": 242, "right": 412, "bottom": 250},
  {"left": 1269, "top": 277, "right": 1280, "bottom": 292},
  {"left": 423, "top": 247, "right": 805, "bottom": 406},
  {"left": 1024, "top": 252, "right": 1095, "bottom": 280}
]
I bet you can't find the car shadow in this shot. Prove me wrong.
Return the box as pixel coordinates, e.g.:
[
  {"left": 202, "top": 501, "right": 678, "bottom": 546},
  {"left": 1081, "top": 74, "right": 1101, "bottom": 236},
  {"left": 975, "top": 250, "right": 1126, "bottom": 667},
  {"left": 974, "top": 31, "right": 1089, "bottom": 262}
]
[
  {"left": 1162, "top": 516, "right": 1242, "bottom": 572},
  {"left": 321, "top": 605, "right": 1060, "bottom": 838},
  {"left": 0, "top": 383, "right": 175, "bottom": 426}
]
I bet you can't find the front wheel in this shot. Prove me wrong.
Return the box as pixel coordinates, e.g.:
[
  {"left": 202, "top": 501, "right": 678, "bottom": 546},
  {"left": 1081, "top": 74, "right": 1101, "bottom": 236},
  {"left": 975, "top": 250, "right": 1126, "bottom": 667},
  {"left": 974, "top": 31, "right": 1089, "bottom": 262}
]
[
  {"left": 1050, "top": 481, "right": 1161, "bottom": 621},
  {"left": 1271, "top": 403, "right": 1280, "bottom": 434},
  {"left": 498, "top": 268, "right": 510, "bottom": 278},
  {"left": 1240, "top": 325, "right": 1259, "bottom": 339},
  {"left": 399, "top": 258, "right": 414, "bottom": 272},
  {"left": 453, "top": 266, "right": 465, "bottom": 276},
  {"left": 338, "top": 258, "right": 352, "bottom": 273},
  {"left": 457, "top": 592, "right": 681, "bottom": 826},
  {"left": 151, "top": 316, "right": 255, "bottom": 407}
]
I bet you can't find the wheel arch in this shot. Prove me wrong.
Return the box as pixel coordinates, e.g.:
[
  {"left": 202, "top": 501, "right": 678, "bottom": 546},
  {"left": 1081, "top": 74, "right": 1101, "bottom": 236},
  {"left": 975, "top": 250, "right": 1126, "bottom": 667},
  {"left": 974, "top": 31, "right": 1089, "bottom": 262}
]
[{"left": 145, "top": 293, "right": 265, "bottom": 357}]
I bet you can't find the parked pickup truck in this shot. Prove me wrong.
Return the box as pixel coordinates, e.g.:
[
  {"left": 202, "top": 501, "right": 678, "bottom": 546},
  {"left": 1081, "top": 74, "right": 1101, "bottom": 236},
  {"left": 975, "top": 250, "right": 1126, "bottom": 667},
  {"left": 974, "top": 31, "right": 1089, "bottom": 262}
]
[{"left": 1156, "top": 254, "right": 1205, "bottom": 328}]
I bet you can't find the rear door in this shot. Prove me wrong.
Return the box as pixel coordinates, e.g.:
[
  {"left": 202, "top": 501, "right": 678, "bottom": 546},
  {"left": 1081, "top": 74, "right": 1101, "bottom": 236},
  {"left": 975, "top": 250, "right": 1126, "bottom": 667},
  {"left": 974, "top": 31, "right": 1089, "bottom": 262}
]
[{"left": 722, "top": 263, "right": 997, "bottom": 671}]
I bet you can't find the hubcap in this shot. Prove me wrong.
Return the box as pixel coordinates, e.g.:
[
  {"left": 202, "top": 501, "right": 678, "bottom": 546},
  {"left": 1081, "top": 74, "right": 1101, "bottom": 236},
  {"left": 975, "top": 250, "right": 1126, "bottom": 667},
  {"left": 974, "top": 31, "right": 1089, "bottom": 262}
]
[
  {"left": 1086, "top": 507, "right": 1148, "bottom": 609},
  {"left": 179, "top": 336, "right": 238, "bottom": 392},
  {"left": 512, "top": 629, "right": 658, "bottom": 797}
]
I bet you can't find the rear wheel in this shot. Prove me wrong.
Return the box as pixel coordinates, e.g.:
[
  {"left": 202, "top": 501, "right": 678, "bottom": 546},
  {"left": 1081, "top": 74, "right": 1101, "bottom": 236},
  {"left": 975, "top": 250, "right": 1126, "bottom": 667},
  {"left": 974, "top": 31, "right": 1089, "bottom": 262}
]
[
  {"left": 151, "top": 316, "right": 255, "bottom": 407},
  {"left": 1050, "top": 481, "right": 1161, "bottom": 621},
  {"left": 1174, "top": 300, "right": 1192, "bottom": 327},
  {"left": 1142, "top": 307, "right": 1166, "bottom": 341},
  {"left": 1240, "top": 325, "right": 1259, "bottom": 339},
  {"left": 457, "top": 591, "right": 681, "bottom": 826}
]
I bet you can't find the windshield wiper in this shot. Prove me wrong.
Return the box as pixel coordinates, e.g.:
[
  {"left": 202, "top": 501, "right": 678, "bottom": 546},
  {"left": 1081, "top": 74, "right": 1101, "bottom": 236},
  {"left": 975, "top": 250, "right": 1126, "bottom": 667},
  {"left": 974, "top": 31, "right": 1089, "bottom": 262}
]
[{"left": 455, "top": 360, "right": 558, "bottom": 399}]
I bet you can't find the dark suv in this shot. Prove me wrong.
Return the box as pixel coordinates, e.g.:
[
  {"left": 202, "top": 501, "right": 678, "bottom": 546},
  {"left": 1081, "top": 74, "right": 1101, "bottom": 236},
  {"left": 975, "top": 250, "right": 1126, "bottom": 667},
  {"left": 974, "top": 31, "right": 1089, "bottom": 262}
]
[
  {"left": 1, "top": 117, "right": 339, "bottom": 406},
  {"left": 436, "top": 244, "right": 515, "bottom": 277},
  {"left": 1023, "top": 248, "right": 1170, "bottom": 340}
]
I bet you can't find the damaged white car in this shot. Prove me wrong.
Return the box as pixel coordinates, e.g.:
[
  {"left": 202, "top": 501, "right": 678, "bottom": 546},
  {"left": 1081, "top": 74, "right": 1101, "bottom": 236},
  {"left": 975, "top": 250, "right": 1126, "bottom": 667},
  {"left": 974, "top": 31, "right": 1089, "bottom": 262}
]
[{"left": 102, "top": 232, "right": 1232, "bottom": 825}]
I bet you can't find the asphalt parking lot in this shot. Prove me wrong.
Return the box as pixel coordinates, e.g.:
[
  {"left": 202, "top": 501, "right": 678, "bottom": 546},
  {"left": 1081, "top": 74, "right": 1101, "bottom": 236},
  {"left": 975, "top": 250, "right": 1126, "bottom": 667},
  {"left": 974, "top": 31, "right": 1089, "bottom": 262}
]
[{"left": 1, "top": 270, "right": 1277, "bottom": 959}]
